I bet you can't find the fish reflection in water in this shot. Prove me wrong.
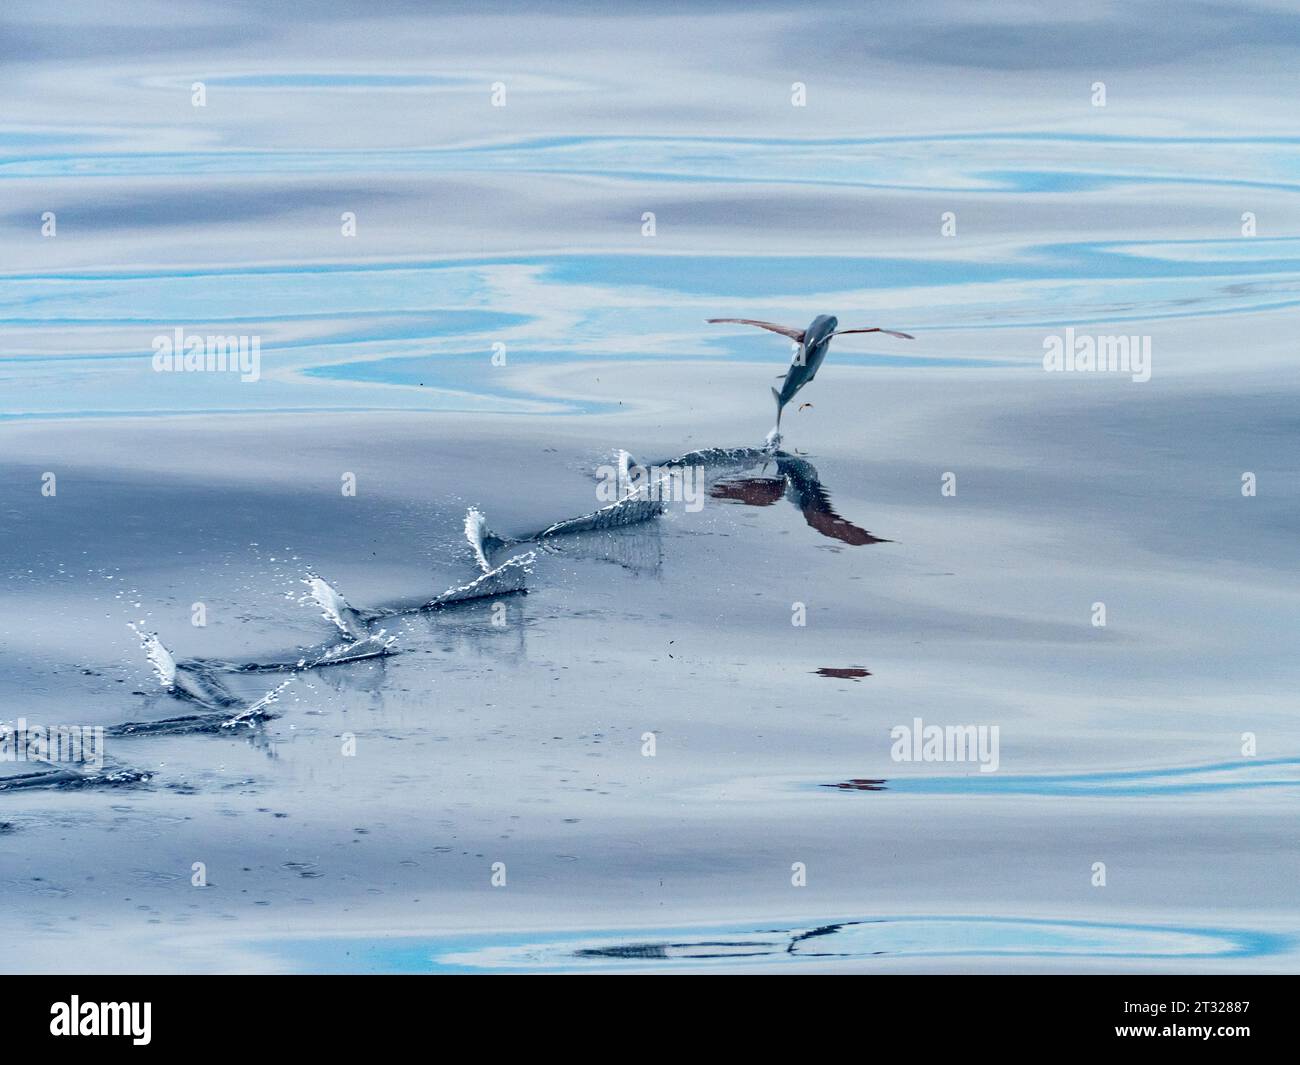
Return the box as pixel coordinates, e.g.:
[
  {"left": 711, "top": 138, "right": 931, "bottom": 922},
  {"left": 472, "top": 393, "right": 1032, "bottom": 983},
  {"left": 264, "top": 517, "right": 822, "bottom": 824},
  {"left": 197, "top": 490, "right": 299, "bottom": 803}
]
[
  {"left": 707, "top": 452, "right": 888, "bottom": 546},
  {"left": 814, "top": 667, "right": 872, "bottom": 681},
  {"left": 644, "top": 446, "right": 885, "bottom": 545},
  {"left": 709, "top": 476, "right": 785, "bottom": 507}
]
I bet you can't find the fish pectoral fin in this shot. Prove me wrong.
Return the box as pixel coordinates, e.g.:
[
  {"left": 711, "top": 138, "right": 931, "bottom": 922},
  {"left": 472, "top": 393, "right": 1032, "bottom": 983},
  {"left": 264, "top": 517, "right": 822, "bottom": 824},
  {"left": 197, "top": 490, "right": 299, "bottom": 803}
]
[
  {"left": 706, "top": 318, "right": 807, "bottom": 344},
  {"left": 826, "top": 327, "right": 914, "bottom": 340}
]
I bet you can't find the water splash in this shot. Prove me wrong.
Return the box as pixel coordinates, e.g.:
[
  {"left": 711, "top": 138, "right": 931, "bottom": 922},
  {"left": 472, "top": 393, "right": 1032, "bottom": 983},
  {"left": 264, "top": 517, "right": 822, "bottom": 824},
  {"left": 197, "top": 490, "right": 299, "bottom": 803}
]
[
  {"left": 0, "top": 760, "right": 151, "bottom": 793},
  {"left": 128, "top": 623, "right": 176, "bottom": 688},
  {"left": 305, "top": 575, "right": 371, "bottom": 641},
  {"left": 426, "top": 551, "right": 535, "bottom": 609},
  {"left": 533, "top": 495, "right": 665, "bottom": 539},
  {"left": 464, "top": 507, "right": 506, "bottom": 573}
]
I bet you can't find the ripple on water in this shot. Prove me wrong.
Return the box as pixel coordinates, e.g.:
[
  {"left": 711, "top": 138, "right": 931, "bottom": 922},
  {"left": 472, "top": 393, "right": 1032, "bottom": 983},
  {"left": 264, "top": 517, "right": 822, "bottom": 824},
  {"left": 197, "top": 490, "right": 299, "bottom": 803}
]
[{"left": 256, "top": 915, "right": 1288, "bottom": 973}]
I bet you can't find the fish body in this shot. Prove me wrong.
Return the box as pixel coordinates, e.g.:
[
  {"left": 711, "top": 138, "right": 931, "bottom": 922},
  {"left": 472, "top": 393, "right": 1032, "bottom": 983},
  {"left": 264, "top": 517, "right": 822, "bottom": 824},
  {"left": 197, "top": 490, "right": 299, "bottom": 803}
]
[
  {"left": 772, "top": 314, "right": 838, "bottom": 426},
  {"left": 706, "top": 313, "right": 911, "bottom": 435}
]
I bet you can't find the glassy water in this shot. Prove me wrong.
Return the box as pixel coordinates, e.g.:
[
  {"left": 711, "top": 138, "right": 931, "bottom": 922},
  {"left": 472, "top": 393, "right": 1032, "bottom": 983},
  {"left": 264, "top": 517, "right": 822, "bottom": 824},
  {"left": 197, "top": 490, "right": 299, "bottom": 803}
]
[{"left": 1, "top": 1, "right": 1297, "bottom": 972}]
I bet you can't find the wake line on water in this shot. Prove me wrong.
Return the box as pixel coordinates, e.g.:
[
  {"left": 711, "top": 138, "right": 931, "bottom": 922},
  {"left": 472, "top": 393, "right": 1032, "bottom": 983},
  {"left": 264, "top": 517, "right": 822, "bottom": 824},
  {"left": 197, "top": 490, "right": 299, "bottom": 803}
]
[
  {"left": 16, "top": 316, "right": 870, "bottom": 791},
  {"left": 821, "top": 758, "right": 1300, "bottom": 798},
  {"left": 0, "top": 761, "right": 152, "bottom": 794},
  {"left": 130, "top": 486, "right": 670, "bottom": 717},
  {"left": 8, "top": 463, "right": 681, "bottom": 791}
]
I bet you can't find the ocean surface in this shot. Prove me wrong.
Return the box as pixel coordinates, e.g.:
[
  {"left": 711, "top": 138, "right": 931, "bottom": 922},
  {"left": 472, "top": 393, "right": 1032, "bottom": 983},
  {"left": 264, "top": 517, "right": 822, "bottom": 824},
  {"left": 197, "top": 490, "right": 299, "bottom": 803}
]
[{"left": 1, "top": 1, "right": 1298, "bottom": 972}]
